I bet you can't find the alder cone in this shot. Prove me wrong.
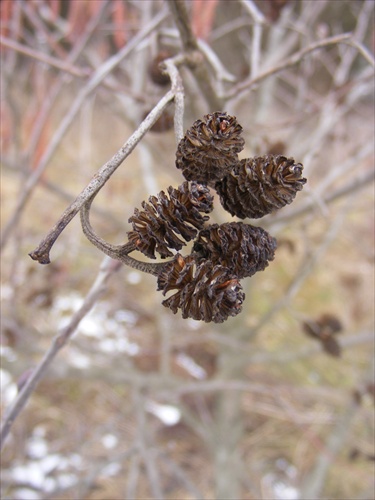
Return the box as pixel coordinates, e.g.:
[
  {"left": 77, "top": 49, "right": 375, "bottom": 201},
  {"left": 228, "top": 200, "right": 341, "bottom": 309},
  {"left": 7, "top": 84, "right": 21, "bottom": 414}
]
[
  {"left": 128, "top": 182, "right": 213, "bottom": 259},
  {"left": 176, "top": 112, "right": 245, "bottom": 186},
  {"left": 216, "top": 155, "right": 306, "bottom": 219},
  {"left": 148, "top": 50, "right": 172, "bottom": 86},
  {"left": 193, "top": 222, "right": 277, "bottom": 279},
  {"left": 157, "top": 254, "right": 245, "bottom": 323},
  {"left": 302, "top": 313, "right": 343, "bottom": 357}
]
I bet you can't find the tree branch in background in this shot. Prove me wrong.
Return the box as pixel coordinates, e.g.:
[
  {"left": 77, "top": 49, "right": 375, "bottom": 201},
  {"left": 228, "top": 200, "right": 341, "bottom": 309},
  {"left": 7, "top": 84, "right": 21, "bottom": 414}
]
[
  {"left": 168, "top": 0, "right": 223, "bottom": 110},
  {"left": 300, "top": 362, "right": 373, "bottom": 499},
  {"left": 0, "top": 36, "right": 89, "bottom": 77},
  {"left": 226, "top": 33, "right": 374, "bottom": 99},
  {"left": 0, "top": 257, "right": 122, "bottom": 450},
  {"left": 1, "top": 8, "right": 168, "bottom": 253}
]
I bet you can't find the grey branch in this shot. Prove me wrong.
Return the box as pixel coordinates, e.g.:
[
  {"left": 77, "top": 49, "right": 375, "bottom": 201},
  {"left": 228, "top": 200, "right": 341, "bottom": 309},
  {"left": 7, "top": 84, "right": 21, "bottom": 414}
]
[
  {"left": 168, "top": 0, "right": 223, "bottom": 110},
  {"left": 0, "top": 257, "right": 122, "bottom": 450},
  {"left": 226, "top": 33, "right": 373, "bottom": 99},
  {"left": 28, "top": 89, "right": 175, "bottom": 265}
]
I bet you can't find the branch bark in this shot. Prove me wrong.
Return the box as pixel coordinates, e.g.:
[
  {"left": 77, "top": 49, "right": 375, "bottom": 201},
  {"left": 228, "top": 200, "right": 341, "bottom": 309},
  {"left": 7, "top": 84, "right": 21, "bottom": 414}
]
[
  {"left": 168, "top": 0, "right": 223, "bottom": 110},
  {"left": 28, "top": 90, "right": 174, "bottom": 264},
  {"left": 28, "top": 47, "right": 186, "bottom": 266}
]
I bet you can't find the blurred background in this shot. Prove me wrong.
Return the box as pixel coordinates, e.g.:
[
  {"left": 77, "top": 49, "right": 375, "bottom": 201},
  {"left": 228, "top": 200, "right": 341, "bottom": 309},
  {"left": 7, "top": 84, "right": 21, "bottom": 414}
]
[{"left": 1, "top": 1, "right": 374, "bottom": 499}]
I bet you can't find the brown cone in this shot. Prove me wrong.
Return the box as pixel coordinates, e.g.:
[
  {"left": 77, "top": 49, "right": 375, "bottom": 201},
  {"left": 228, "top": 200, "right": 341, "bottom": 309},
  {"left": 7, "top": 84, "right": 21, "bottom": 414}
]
[
  {"left": 193, "top": 222, "right": 277, "bottom": 279},
  {"left": 216, "top": 155, "right": 306, "bottom": 219},
  {"left": 176, "top": 112, "right": 245, "bottom": 186},
  {"left": 157, "top": 254, "right": 245, "bottom": 323},
  {"left": 128, "top": 182, "right": 213, "bottom": 259}
]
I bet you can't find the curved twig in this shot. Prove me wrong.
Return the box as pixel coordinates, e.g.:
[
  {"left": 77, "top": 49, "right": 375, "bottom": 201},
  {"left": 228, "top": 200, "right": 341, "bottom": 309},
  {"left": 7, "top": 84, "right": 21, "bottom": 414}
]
[
  {"left": 28, "top": 43, "right": 187, "bottom": 266},
  {"left": 4, "top": 9, "right": 169, "bottom": 257},
  {"left": 80, "top": 194, "right": 168, "bottom": 277}
]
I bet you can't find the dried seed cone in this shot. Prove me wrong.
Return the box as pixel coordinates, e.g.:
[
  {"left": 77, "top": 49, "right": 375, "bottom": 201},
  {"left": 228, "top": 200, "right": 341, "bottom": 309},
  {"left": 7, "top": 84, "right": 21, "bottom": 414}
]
[
  {"left": 216, "top": 155, "right": 306, "bottom": 219},
  {"left": 128, "top": 182, "right": 213, "bottom": 259},
  {"left": 193, "top": 222, "right": 277, "bottom": 279},
  {"left": 176, "top": 112, "right": 245, "bottom": 185},
  {"left": 157, "top": 254, "right": 245, "bottom": 323},
  {"left": 148, "top": 51, "right": 172, "bottom": 86}
]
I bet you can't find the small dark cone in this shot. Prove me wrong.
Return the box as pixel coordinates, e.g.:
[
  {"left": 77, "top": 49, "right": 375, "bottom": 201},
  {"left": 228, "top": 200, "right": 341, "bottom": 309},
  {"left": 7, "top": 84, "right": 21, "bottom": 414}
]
[
  {"left": 176, "top": 112, "right": 245, "bottom": 186},
  {"left": 216, "top": 155, "right": 306, "bottom": 219},
  {"left": 143, "top": 108, "right": 174, "bottom": 133},
  {"left": 148, "top": 50, "right": 172, "bottom": 86},
  {"left": 128, "top": 182, "right": 213, "bottom": 259},
  {"left": 157, "top": 254, "right": 245, "bottom": 323},
  {"left": 302, "top": 313, "right": 343, "bottom": 358},
  {"left": 322, "top": 336, "right": 341, "bottom": 357},
  {"left": 193, "top": 222, "right": 277, "bottom": 279},
  {"left": 302, "top": 313, "right": 343, "bottom": 341}
]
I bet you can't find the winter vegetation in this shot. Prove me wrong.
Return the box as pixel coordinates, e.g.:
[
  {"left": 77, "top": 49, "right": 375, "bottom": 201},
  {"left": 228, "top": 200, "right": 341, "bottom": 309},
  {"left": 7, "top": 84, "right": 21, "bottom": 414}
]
[{"left": 1, "top": 1, "right": 374, "bottom": 499}]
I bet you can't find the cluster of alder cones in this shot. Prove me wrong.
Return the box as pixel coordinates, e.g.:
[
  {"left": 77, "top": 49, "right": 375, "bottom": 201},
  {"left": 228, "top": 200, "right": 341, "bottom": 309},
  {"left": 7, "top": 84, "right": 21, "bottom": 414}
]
[{"left": 125, "top": 112, "right": 306, "bottom": 323}]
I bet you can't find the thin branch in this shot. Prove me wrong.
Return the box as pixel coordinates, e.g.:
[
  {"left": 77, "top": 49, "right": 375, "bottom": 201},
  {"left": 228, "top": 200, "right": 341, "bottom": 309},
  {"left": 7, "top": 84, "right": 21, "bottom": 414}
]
[
  {"left": 0, "top": 257, "right": 122, "bottom": 450},
  {"left": 240, "top": 0, "right": 266, "bottom": 79},
  {"left": 28, "top": 88, "right": 175, "bottom": 265},
  {"left": 226, "top": 33, "right": 372, "bottom": 99},
  {"left": 0, "top": 36, "right": 89, "bottom": 77},
  {"left": 348, "top": 38, "right": 375, "bottom": 68},
  {"left": 161, "top": 55, "right": 186, "bottom": 143},
  {"left": 28, "top": 47, "right": 188, "bottom": 265},
  {"left": 80, "top": 190, "right": 167, "bottom": 276},
  {"left": 168, "top": 0, "right": 223, "bottom": 110}
]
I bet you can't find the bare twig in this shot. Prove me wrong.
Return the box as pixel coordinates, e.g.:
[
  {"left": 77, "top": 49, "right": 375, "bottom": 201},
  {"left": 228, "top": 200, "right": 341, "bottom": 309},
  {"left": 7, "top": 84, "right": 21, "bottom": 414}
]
[
  {"left": 79, "top": 190, "right": 167, "bottom": 276},
  {"left": 162, "top": 56, "right": 186, "bottom": 143},
  {"left": 240, "top": 0, "right": 266, "bottom": 79},
  {"left": 168, "top": 0, "right": 223, "bottom": 110},
  {"left": 28, "top": 88, "right": 175, "bottom": 265},
  {"left": 0, "top": 36, "right": 89, "bottom": 77},
  {"left": 226, "top": 33, "right": 372, "bottom": 99},
  {"left": 0, "top": 257, "right": 122, "bottom": 450},
  {"left": 28, "top": 47, "right": 188, "bottom": 266}
]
